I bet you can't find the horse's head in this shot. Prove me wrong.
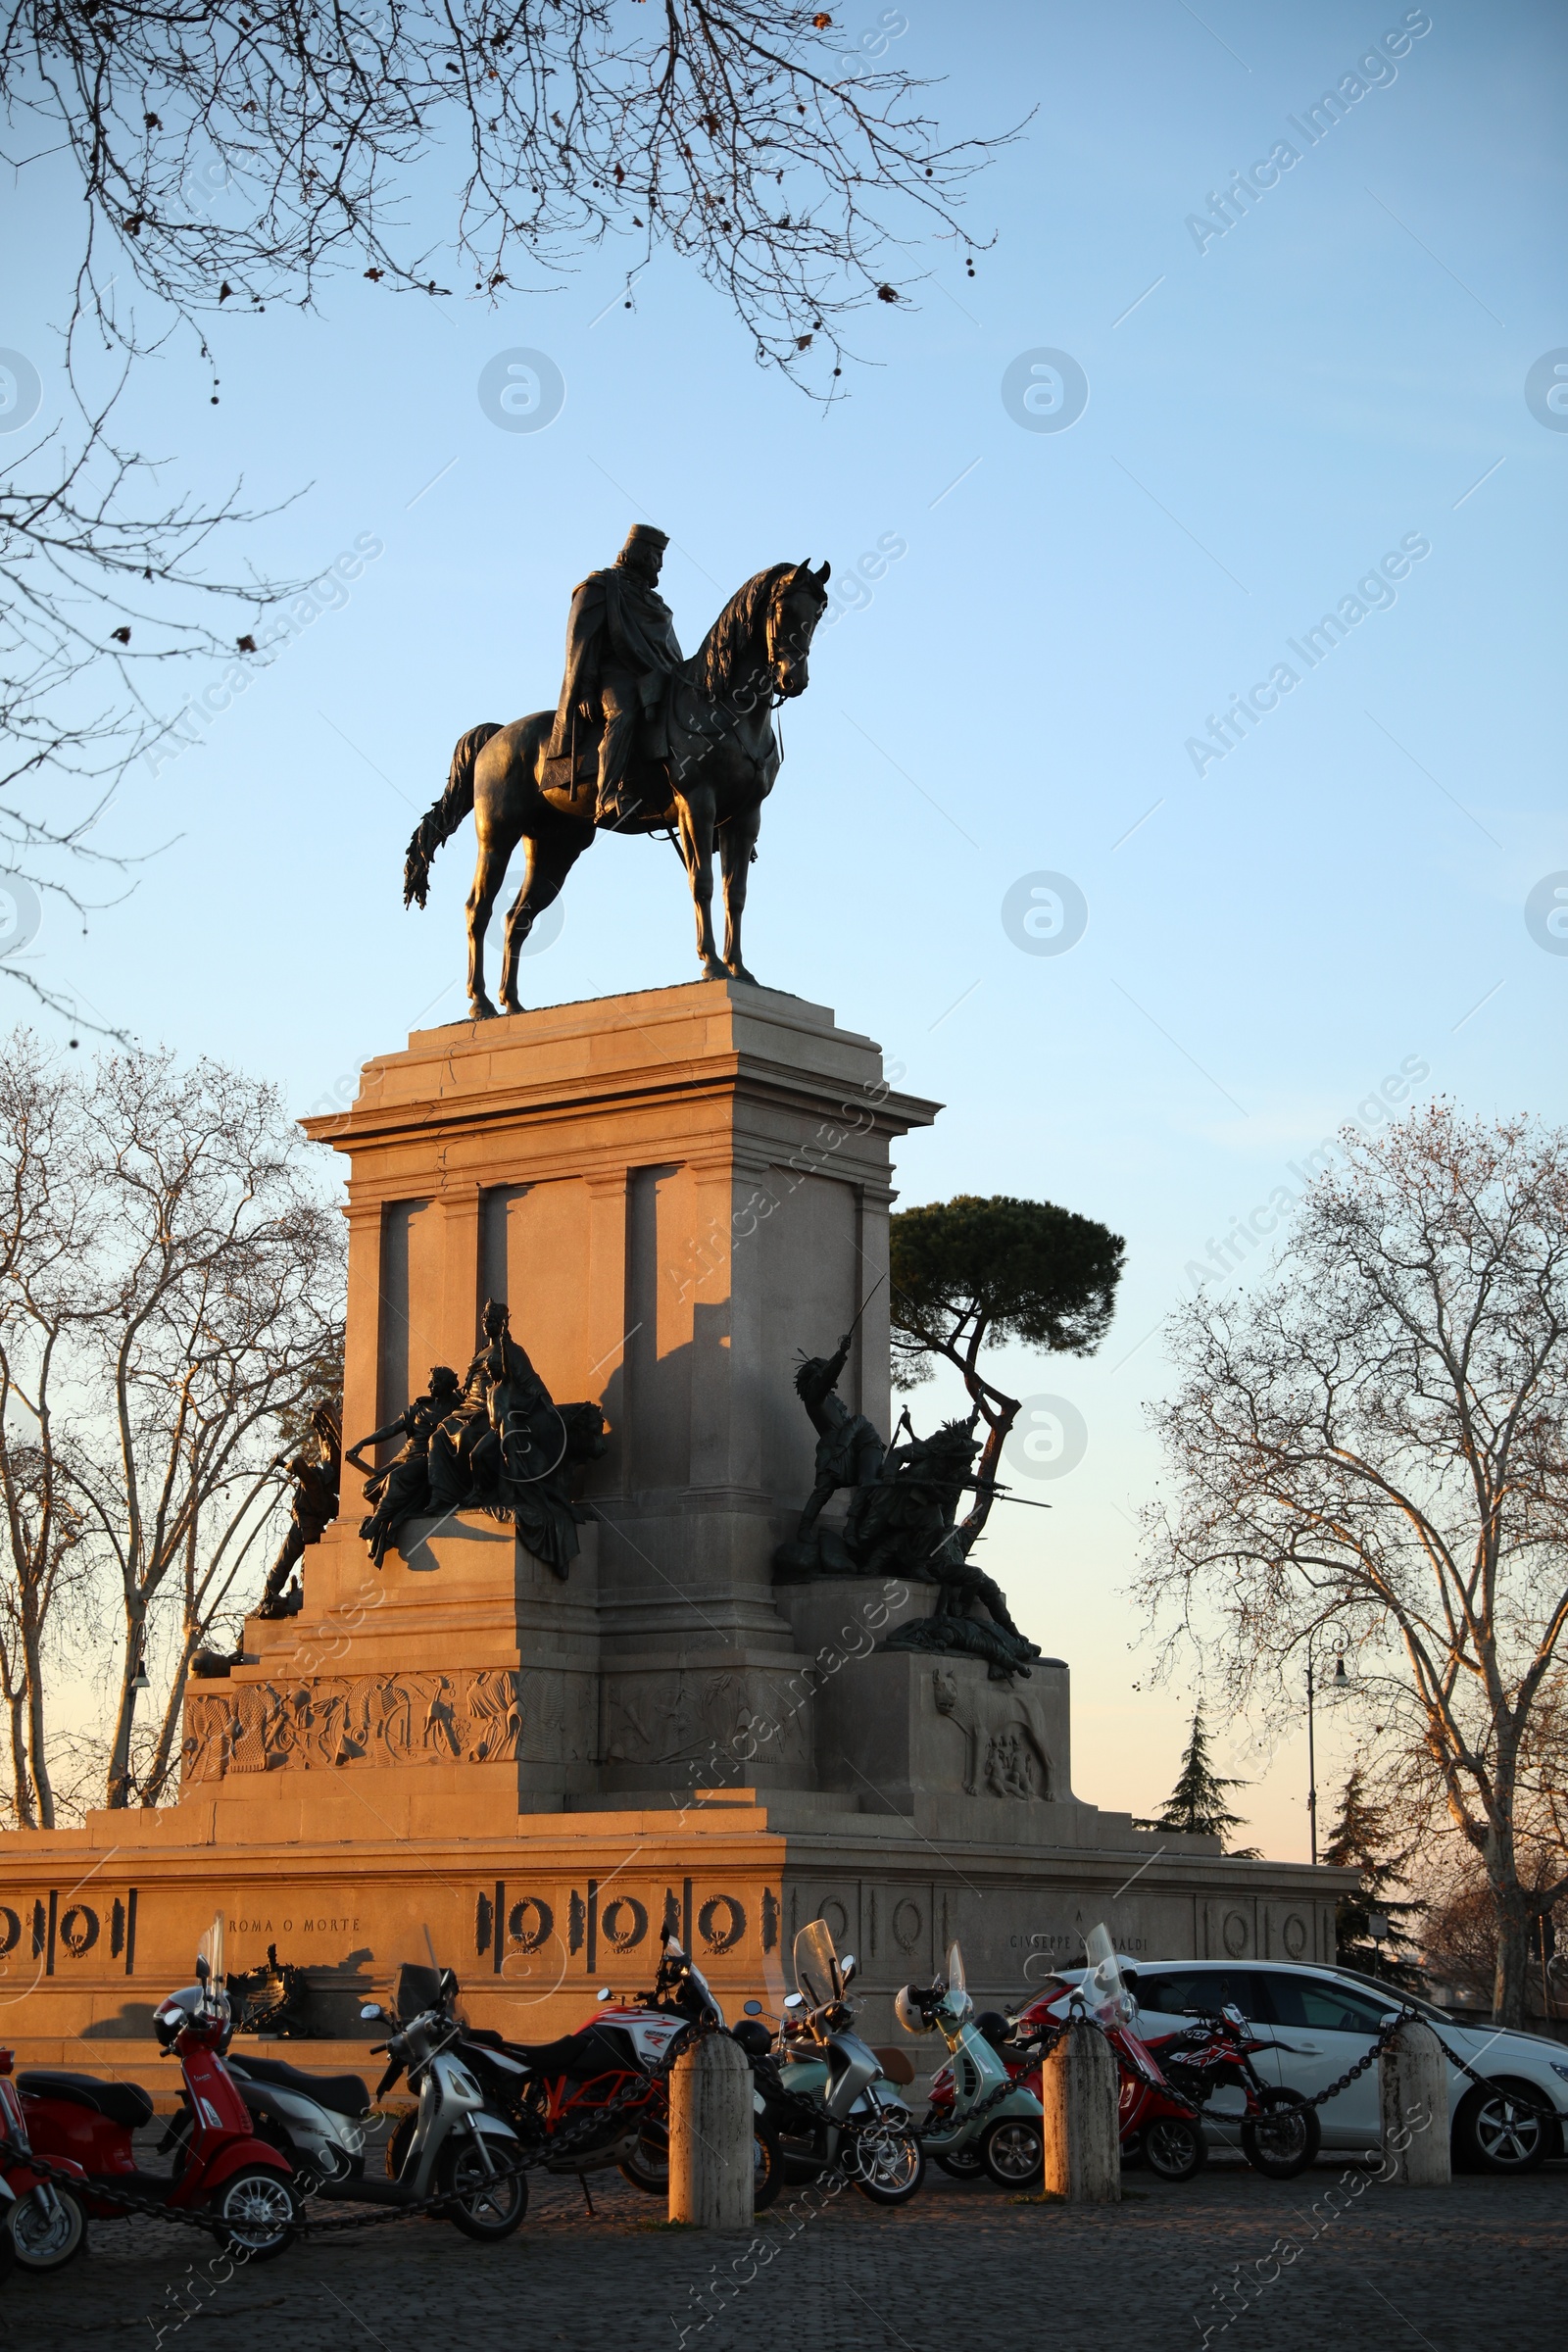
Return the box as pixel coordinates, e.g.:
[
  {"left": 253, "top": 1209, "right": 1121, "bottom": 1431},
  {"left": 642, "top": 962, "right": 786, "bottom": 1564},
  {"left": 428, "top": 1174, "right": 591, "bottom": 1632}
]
[{"left": 766, "top": 560, "right": 832, "bottom": 700}]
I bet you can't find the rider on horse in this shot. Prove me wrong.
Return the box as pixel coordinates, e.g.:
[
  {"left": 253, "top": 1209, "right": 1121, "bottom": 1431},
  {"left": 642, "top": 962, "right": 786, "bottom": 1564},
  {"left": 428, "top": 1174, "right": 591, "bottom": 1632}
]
[{"left": 548, "top": 522, "right": 683, "bottom": 828}]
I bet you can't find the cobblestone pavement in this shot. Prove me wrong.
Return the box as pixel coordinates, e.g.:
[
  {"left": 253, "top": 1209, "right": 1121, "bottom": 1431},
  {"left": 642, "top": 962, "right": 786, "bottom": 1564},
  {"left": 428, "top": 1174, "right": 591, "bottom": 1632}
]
[{"left": 8, "top": 2155, "right": 1562, "bottom": 2351}]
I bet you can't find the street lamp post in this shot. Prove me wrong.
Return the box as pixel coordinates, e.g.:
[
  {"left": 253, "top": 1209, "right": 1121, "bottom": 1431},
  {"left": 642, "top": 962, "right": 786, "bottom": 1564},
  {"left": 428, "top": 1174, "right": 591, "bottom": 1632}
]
[{"left": 1306, "top": 1637, "right": 1348, "bottom": 1866}]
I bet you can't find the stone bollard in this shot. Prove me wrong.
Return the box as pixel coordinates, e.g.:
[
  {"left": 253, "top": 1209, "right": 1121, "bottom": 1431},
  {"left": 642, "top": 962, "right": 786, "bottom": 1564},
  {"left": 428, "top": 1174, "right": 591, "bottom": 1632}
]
[
  {"left": 1041, "top": 2017, "right": 1122, "bottom": 2203},
  {"left": 1378, "top": 2020, "right": 1451, "bottom": 2186},
  {"left": 668, "top": 2032, "right": 755, "bottom": 2230}
]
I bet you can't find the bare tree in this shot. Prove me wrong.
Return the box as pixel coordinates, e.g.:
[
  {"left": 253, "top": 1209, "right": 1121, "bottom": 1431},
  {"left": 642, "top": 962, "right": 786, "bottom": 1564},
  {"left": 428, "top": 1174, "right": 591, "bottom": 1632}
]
[
  {"left": 3, "top": 9, "right": 1006, "bottom": 993},
  {"left": 0, "top": 1031, "right": 345, "bottom": 1814},
  {"left": 0, "top": 1033, "right": 94, "bottom": 1825},
  {"left": 2, "top": 386, "right": 295, "bottom": 1028},
  {"left": 1138, "top": 1103, "right": 1568, "bottom": 2028},
  {"left": 4, "top": 4, "right": 1005, "bottom": 385}
]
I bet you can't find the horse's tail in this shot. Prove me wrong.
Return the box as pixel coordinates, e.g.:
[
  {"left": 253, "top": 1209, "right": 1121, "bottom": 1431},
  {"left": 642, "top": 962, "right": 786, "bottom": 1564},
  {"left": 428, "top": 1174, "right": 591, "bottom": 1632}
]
[{"left": 403, "top": 722, "right": 503, "bottom": 908}]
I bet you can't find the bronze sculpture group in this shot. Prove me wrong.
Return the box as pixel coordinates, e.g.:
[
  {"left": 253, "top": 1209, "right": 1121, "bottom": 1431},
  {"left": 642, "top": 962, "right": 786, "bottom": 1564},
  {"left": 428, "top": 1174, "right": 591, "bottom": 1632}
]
[
  {"left": 241, "top": 530, "right": 1054, "bottom": 1688},
  {"left": 775, "top": 1334, "right": 1046, "bottom": 1682},
  {"left": 346, "top": 1300, "right": 606, "bottom": 1575},
  {"left": 402, "top": 524, "right": 832, "bottom": 1018}
]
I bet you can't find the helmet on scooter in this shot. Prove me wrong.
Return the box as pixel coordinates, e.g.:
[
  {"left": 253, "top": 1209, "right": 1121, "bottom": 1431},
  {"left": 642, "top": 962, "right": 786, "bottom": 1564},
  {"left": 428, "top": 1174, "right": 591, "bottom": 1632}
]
[
  {"left": 731, "top": 2019, "right": 771, "bottom": 2059},
  {"left": 973, "top": 2011, "right": 1012, "bottom": 2052},
  {"left": 894, "top": 1982, "right": 942, "bottom": 2035}
]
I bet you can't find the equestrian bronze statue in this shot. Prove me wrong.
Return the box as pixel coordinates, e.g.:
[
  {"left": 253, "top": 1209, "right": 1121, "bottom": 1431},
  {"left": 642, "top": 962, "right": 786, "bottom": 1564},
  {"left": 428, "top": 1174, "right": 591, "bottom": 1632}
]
[{"left": 404, "top": 525, "right": 832, "bottom": 1018}]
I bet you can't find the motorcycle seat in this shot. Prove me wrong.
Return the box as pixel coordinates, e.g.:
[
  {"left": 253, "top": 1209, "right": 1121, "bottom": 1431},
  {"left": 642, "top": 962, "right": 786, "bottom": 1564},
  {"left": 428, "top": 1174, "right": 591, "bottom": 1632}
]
[
  {"left": 496, "top": 2025, "right": 640, "bottom": 2080},
  {"left": 19, "top": 2070, "right": 154, "bottom": 2132},
  {"left": 226, "top": 2055, "right": 370, "bottom": 2115}
]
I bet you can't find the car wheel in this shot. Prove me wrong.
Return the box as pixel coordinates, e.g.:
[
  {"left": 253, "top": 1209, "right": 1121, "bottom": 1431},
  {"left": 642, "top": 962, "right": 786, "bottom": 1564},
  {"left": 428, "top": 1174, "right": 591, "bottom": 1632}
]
[
  {"left": 1453, "top": 2079, "right": 1550, "bottom": 2176},
  {"left": 851, "top": 2125, "right": 926, "bottom": 2205},
  {"left": 10, "top": 2184, "right": 87, "bottom": 2269},
  {"left": 933, "top": 2144, "right": 988, "bottom": 2181},
  {"left": 1240, "top": 2089, "right": 1320, "bottom": 2180},
  {"left": 981, "top": 2117, "right": 1044, "bottom": 2188},
  {"left": 210, "top": 2167, "right": 299, "bottom": 2261},
  {"left": 436, "top": 2138, "right": 529, "bottom": 2240},
  {"left": 1142, "top": 2117, "right": 1207, "bottom": 2183}
]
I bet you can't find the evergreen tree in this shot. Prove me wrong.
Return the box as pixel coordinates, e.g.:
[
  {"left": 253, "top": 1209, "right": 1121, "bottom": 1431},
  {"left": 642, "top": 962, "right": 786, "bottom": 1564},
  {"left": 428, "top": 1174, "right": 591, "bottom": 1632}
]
[
  {"left": 1322, "top": 1769, "right": 1425, "bottom": 1987},
  {"left": 1146, "top": 1707, "right": 1260, "bottom": 1856}
]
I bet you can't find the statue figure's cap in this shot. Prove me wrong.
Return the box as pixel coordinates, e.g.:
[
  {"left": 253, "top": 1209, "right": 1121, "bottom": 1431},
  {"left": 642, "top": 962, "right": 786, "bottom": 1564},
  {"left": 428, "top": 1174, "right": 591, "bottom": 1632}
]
[{"left": 620, "top": 523, "right": 669, "bottom": 555}]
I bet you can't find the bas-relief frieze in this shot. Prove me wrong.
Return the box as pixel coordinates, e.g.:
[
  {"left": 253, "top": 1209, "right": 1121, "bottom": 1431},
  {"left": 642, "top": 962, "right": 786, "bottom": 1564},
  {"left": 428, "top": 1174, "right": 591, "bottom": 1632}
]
[
  {"left": 181, "top": 1667, "right": 587, "bottom": 1782},
  {"left": 930, "top": 1666, "right": 1053, "bottom": 1798},
  {"left": 600, "top": 1668, "right": 811, "bottom": 1772}
]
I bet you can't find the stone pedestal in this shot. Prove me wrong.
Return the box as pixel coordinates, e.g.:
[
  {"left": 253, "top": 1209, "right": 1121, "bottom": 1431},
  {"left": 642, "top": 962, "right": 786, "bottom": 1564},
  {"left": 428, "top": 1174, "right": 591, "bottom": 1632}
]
[
  {"left": 1379, "top": 2021, "right": 1452, "bottom": 2186},
  {"left": 0, "top": 982, "right": 1354, "bottom": 2086},
  {"left": 1041, "top": 2017, "right": 1121, "bottom": 2203}
]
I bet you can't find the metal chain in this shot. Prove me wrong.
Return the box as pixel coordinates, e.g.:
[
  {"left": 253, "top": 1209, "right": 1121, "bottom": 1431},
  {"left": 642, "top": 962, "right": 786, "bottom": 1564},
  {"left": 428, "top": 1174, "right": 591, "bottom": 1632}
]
[
  {"left": 1050, "top": 2005, "right": 1564, "bottom": 2130},
  {"left": 0, "top": 2015, "right": 717, "bottom": 2240},
  {"left": 1418, "top": 2018, "right": 1566, "bottom": 2125}
]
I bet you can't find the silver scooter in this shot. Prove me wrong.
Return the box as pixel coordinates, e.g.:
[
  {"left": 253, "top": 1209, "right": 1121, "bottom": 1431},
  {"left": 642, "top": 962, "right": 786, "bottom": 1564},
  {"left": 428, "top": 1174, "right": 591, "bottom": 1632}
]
[
  {"left": 770, "top": 1920, "right": 926, "bottom": 2204},
  {"left": 224, "top": 2049, "right": 372, "bottom": 2191},
  {"left": 344, "top": 1967, "right": 526, "bottom": 2239}
]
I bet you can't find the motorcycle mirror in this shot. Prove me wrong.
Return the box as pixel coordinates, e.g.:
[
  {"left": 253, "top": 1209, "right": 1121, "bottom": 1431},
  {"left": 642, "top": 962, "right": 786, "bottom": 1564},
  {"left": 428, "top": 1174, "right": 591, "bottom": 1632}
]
[
  {"left": 194, "top": 1955, "right": 210, "bottom": 1984},
  {"left": 841, "top": 1953, "right": 858, "bottom": 1984},
  {"left": 743, "top": 1999, "right": 763, "bottom": 2016},
  {"left": 783, "top": 1991, "right": 805, "bottom": 2010},
  {"left": 597, "top": 1986, "right": 612, "bottom": 2003},
  {"left": 360, "top": 2004, "right": 383, "bottom": 2021}
]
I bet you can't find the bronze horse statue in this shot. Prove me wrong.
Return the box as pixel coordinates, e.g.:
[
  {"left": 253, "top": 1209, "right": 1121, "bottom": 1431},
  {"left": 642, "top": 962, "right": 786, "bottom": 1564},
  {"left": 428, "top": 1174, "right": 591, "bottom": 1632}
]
[{"left": 404, "top": 560, "right": 831, "bottom": 1017}]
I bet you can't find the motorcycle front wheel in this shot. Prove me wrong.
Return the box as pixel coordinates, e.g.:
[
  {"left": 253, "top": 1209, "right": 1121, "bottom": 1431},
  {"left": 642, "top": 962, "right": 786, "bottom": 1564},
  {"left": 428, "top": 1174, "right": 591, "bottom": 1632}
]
[
  {"left": 981, "top": 2117, "right": 1043, "bottom": 2189},
  {"left": 850, "top": 2125, "right": 926, "bottom": 2205},
  {"left": 933, "top": 2144, "right": 987, "bottom": 2182},
  {"left": 437, "top": 2139, "right": 529, "bottom": 2240},
  {"left": 1241, "top": 2089, "right": 1320, "bottom": 2180},
  {"left": 9, "top": 2184, "right": 87, "bottom": 2270},
  {"left": 1141, "top": 2116, "right": 1207, "bottom": 2183}
]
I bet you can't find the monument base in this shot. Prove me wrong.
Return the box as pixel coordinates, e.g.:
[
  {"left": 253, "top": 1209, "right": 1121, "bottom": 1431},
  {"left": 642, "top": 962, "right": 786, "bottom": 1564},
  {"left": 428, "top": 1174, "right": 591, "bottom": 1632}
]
[{"left": 0, "top": 986, "right": 1351, "bottom": 2078}]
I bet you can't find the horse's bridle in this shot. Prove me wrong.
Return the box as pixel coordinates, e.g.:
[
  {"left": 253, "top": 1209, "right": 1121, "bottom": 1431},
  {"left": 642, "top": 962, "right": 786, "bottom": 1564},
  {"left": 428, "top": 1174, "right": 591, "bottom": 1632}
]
[{"left": 763, "top": 571, "right": 817, "bottom": 709}]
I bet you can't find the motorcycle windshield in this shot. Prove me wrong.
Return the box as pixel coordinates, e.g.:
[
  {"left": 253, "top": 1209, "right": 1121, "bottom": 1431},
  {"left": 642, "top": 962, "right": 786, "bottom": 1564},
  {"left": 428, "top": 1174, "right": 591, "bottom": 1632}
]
[
  {"left": 1080, "top": 1924, "right": 1133, "bottom": 2026},
  {"left": 946, "top": 1942, "right": 967, "bottom": 1999},
  {"left": 393, "top": 1926, "right": 458, "bottom": 2025},
  {"left": 198, "top": 1910, "right": 225, "bottom": 1985},
  {"left": 794, "top": 1918, "right": 842, "bottom": 2008}
]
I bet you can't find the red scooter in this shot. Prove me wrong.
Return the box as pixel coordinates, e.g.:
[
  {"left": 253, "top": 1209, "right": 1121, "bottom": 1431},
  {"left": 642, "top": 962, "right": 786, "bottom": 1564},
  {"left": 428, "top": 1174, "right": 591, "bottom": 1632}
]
[
  {"left": 1004, "top": 1934, "right": 1319, "bottom": 2181},
  {"left": 18, "top": 1951, "right": 301, "bottom": 2260},
  {"left": 0, "top": 2050, "right": 89, "bottom": 2271}
]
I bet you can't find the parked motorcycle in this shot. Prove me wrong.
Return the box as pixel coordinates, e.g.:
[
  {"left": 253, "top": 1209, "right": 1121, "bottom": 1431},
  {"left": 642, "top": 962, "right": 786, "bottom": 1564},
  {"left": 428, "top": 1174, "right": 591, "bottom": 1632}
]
[
  {"left": 454, "top": 1937, "right": 782, "bottom": 2211},
  {"left": 1010, "top": 1930, "right": 1320, "bottom": 2181},
  {"left": 351, "top": 1965, "right": 527, "bottom": 2239},
  {"left": 18, "top": 1949, "right": 300, "bottom": 2259},
  {"left": 761, "top": 1919, "right": 925, "bottom": 2204},
  {"left": 0, "top": 2049, "right": 88, "bottom": 2271},
  {"left": 895, "top": 1941, "right": 1047, "bottom": 2188}
]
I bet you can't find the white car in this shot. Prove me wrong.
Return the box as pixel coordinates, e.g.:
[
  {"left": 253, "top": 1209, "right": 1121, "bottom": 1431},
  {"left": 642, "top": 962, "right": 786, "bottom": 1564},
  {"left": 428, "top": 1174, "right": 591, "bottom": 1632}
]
[{"left": 1051, "top": 1955, "right": 1567, "bottom": 2172}]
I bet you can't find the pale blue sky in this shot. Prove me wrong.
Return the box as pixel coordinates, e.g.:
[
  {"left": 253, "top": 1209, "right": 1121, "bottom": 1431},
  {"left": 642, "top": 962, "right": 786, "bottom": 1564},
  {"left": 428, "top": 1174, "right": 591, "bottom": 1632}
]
[{"left": 5, "top": 0, "right": 1564, "bottom": 1853}]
